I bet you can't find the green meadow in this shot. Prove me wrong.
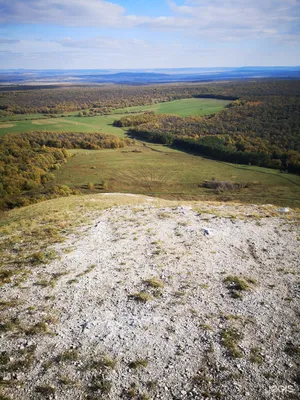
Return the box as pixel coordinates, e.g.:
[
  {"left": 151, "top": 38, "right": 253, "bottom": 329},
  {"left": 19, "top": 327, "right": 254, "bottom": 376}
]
[
  {"left": 0, "top": 98, "right": 230, "bottom": 137},
  {"left": 0, "top": 114, "right": 128, "bottom": 138},
  {"left": 111, "top": 98, "right": 231, "bottom": 117},
  {"left": 54, "top": 144, "right": 300, "bottom": 208}
]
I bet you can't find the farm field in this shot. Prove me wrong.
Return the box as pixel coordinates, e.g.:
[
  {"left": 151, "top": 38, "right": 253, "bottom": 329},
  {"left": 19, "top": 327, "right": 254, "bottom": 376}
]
[
  {"left": 0, "top": 98, "right": 230, "bottom": 137},
  {"left": 54, "top": 144, "right": 300, "bottom": 208},
  {"left": 111, "top": 97, "right": 231, "bottom": 116}
]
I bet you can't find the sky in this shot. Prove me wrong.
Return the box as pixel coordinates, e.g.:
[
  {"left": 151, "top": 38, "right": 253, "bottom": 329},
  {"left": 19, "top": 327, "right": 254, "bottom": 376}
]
[{"left": 0, "top": 0, "right": 299, "bottom": 69}]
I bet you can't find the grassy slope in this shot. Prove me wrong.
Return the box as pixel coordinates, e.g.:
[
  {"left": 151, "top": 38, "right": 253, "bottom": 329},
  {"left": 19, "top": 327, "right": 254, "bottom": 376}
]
[{"left": 54, "top": 144, "right": 300, "bottom": 208}]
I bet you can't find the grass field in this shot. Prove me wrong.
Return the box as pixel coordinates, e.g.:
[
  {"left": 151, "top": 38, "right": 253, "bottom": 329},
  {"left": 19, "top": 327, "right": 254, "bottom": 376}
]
[
  {"left": 0, "top": 98, "right": 230, "bottom": 137},
  {"left": 54, "top": 144, "right": 300, "bottom": 208},
  {"left": 112, "top": 98, "right": 231, "bottom": 117},
  {"left": 0, "top": 114, "right": 128, "bottom": 138}
]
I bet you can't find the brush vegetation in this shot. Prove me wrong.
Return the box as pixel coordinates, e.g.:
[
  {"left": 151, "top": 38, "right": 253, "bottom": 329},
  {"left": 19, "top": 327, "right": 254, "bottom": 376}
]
[{"left": 0, "top": 131, "right": 128, "bottom": 210}]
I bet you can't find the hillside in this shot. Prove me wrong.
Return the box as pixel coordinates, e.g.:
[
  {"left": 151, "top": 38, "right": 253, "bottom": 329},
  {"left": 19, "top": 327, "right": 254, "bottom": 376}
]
[{"left": 1, "top": 194, "right": 299, "bottom": 400}]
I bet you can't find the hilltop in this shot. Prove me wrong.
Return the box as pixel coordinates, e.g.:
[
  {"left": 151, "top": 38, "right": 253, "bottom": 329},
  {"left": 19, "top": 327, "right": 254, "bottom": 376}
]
[{"left": 1, "top": 194, "right": 299, "bottom": 399}]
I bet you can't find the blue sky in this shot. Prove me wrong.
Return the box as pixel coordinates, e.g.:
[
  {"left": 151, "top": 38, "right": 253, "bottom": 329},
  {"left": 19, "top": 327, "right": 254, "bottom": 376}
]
[{"left": 0, "top": 0, "right": 299, "bottom": 69}]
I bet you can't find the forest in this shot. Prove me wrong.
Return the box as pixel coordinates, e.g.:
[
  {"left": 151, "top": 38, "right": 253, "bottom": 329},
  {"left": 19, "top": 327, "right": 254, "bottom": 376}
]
[
  {"left": 1, "top": 80, "right": 300, "bottom": 116},
  {"left": 0, "top": 132, "right": 128, "bottom": 209},
  {"left": 114, "top": 93, "right": 300, "bottom": 173}
]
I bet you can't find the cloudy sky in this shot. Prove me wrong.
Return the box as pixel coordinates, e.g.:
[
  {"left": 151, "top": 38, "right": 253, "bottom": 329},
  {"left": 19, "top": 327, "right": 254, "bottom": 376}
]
[{"left": 0, "top": 0, "right": 299, "bottom": 69}]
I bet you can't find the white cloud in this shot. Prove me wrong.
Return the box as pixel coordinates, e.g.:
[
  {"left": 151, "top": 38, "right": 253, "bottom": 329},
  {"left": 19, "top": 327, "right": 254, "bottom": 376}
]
[
  {"left": 58, "top": 37, "right": 150, "bottom": 55},
  {"left": 139, "top": 16, "right": 193, "bottom": 31},
  {"left": 0, "top": 35, "right": 221, "bottom": 68},
  {"left": 0, "top": 39, "right": 62, "bottom": 54},
  {"left": 167, "top": 0, "right": 300, "bottom": 41},
  {"left": 1, "top": 0, "right": 298, "bottom": 42},
  {"left": 0, "top": 38, "right": 20, "bottom": 44},
  {"left": 1, "top": 36, "right": 300, "bottom": 69},
  {"left": 0, "top": 0, "right": 299, "bottom": 70},
  {"left": 0, "top": 0, "right": 126, "bottom": 26}
]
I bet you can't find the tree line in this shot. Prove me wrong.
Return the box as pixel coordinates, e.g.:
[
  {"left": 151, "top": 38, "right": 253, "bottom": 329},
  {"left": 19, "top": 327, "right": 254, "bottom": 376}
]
[
  {"left": 1, "top": 80, "right": 300, "bottom": 117},
  {"left": 0, "top": 132, "right": 129, "bottom": 209},
  {"left": 114, "top": 94, "right": 300, "bottom": 173}
]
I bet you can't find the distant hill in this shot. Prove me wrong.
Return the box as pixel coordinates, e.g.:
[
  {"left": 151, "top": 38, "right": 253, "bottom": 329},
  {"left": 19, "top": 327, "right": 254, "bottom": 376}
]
[{"left": 0, "top": 66, "right": 300, "bottom": 86}]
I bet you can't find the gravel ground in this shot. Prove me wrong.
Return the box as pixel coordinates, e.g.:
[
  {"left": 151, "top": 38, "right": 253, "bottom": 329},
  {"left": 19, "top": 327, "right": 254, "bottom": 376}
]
[{"left": 1, "top": 197, "right": 299, "bottom": 400}]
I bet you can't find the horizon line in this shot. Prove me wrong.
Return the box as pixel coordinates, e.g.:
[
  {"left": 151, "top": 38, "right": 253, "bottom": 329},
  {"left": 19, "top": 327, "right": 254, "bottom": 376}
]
[{"left": 1, "top": 66, "right": 300, "bottom": 72}]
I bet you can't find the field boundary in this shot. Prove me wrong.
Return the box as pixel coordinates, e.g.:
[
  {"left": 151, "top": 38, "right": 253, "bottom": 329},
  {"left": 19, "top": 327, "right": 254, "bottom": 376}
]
[{"left": 218, "top": 161, "right": 300, "bottom": 187}]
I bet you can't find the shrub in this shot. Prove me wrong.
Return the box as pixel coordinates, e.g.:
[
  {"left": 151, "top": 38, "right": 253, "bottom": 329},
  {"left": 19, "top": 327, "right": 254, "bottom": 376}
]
[
  {"left": 35, "top": 385, "right": 55, "bottom": 396},
  {"left": 220, "top": 328, "right": 244, "bottom": 358},
  {"left": 144, "top": 277, "right": 164, "bottom": 288},
  {"left": 129, "top": 292, "right": 153, "bottom": 302},
  {"left": 223, "top": 276, "right": 250, "bottom": 291},
  {"left": 128, "top": 359, "right": 148, "bottom": 369}
]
